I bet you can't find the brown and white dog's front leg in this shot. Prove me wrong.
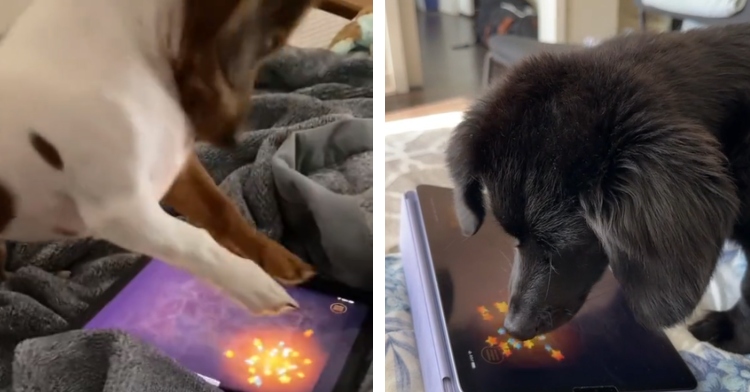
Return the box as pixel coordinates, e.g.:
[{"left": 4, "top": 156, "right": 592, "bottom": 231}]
[
  {"left": 163, "top": 153, "right": 315, "bottom": 285},
  {"left": 80, "top": 186, "right": 298, "bottom": 315}
]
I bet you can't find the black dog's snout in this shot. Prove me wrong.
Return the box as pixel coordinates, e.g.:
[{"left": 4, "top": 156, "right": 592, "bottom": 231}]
[{"left": 504, "top": 311, "right": 540, "bottom": 341}]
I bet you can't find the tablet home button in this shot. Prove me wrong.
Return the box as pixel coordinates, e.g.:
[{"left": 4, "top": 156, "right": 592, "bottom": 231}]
[
  {"left": 330, "top": 303, "right": 348, "bottom": 314},
  {"left": 479, "top": 346, "right": 504, "bottom": 364},
  {"left": 572, "top": 386, "right": 618, "bottom": 392}
]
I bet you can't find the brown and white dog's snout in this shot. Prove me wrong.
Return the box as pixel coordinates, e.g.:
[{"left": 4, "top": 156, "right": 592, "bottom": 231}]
[{"left": 175, "top": 0, "right": 317, "bottom": 148}]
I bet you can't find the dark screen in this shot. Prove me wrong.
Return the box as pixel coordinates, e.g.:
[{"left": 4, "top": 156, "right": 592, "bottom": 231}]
[{"left": 416, "top": 185, "right": 697, "bottom": 392}]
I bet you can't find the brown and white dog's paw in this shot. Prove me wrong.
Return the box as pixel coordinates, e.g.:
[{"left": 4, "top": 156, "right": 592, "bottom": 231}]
[
  {"left": 216, "top": 254, "right": 300, "bottom": 316},
  {"left": 257, "top": 241, "right": 315, "bottom": 286}
]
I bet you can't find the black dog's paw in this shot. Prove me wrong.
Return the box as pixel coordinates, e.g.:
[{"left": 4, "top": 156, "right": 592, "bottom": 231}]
[
  {"left": 689, "top": 311, "right": 734, "bottom": 343},
  {"left": 689, "top": 308, "right": 750, "bottom": 354}
]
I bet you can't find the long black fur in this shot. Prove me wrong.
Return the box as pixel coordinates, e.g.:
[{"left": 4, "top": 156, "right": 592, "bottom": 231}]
[{"left": 446, "top": 24, "right": 750, "bottom": 352}]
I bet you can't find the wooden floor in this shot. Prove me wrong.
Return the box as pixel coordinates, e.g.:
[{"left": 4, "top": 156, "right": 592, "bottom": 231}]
[
  {"left": 385, "top": 11, "right": 486, "bottom": 115},
  {"left": 385, "top": 97, "right": 470, "bottom": 122}
]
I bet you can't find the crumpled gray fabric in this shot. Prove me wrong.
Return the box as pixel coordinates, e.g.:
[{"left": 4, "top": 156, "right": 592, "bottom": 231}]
[
  {"left": 273, "top": 119, "right": 373, "bottom": 290},
  {"left": 0, "top": 47, "right": 372, "bottom": 392}
]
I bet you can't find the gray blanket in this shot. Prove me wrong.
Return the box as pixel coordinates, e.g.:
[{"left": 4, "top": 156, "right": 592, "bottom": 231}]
[{"left": 0, "top": 47, "right": 373, "bottom": 392}]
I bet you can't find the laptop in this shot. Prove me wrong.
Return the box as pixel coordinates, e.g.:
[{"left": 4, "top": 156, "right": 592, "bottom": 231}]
[{"left": 400, "top": 185, "right": 697, "bottom": 392}]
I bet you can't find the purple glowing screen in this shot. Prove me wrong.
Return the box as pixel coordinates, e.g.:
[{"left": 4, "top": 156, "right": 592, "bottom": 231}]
[{"left": 84, "top": 260, "right": 368, "bottom": 392}]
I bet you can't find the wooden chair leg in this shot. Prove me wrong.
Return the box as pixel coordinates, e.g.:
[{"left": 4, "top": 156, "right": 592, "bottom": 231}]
[
  {"left": 319, "top": 0, "right": 361, "bottom": 20},
  {"left": 482, "top": 52, "right": 493, "bottom": 88}
]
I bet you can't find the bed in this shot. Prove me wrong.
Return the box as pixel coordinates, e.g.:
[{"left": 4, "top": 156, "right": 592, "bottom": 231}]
[{"left": 0, "top": 47, "right": 373, "bottom": 392}]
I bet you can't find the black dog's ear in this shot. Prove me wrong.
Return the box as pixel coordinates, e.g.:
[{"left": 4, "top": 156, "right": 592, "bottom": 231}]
[
  {"left": 446, "top": 120, "right": 486, "bottom": 236},
  {"left": 453, "top": 176, "right": 485, "bottom": 237},
  {"left": 581, "top": 123, "right": 739, "bottom": 329}
]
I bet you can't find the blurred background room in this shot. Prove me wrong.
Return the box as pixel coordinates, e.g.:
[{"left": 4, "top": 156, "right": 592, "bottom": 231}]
[
  {"left": 383, "top": 0, "right": 727, "bottom": 121},
  {"left": 383, "top": 0, "right": 750, "bottom": 254}
]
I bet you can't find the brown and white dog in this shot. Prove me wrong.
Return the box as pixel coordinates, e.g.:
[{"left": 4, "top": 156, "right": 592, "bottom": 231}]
[{"left": 0, "top": 0, "right": 317, "bottom": 314}]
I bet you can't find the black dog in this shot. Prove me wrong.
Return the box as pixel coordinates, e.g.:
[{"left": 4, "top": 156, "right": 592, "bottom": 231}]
[{"left": 446, "top": 24, "right": 750, "bottom": 354}]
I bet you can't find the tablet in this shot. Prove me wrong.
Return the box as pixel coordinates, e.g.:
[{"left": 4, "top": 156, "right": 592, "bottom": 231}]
[
  {"left": 401, "top": 185, "right": 697, "bottom": 392},
  {"left": 78, "top": 258, "right": 372, "bottom": 392}
]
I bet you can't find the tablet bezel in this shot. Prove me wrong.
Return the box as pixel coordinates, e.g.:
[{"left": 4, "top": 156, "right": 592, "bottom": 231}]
[{"left": 73, "top": 257, "right": 373, "bottom": 392}]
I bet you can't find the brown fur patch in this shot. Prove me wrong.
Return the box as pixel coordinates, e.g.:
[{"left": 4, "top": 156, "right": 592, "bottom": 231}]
[
  {"left": 30, "top": 132, "right": 64, "bottom": 170},
  {"left": 163, "top": 154, "right": 315, "bottom": 283},
  {"left": 0, "top": 183, "right": 15, "bottom": 234},
  {"left": 172, "top": 0, "right": 316, "bottom": 148},
  {"left": 173, "top": 0, "right": 244, "bottom": 148},
  {"left": 53, "top": 227, "right": 78, "bottom": 237},
  {"left": 0, "top": 241, "right": 7, "bottom": 281}
]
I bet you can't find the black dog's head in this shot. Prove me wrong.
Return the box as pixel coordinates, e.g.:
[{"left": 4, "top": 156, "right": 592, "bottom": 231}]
[{"left": 446, "top": 53, "right": 739, "bottom": 340}]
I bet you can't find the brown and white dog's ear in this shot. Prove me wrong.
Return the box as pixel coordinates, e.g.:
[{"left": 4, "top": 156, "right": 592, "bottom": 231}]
[
  {"left": 217, "top": 0, "right": 318, "bottom": 91},
  {"left": 446, "top": 120, "right": 486, "bottom": 237},
  {"left": 580, "top": 122, "right": 739, "bottom": 329}
]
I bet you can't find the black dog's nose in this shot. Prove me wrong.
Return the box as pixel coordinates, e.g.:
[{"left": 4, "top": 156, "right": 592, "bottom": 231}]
[{"left": 504, "top": 312, "right": 539, "bottom": 341}]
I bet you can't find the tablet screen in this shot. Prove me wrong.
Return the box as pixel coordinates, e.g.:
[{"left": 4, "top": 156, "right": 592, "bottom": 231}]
[
  {"left": 416, "top": 185, "right": 696, "bottom": 392},
  {"left": 84, "top": 260, "right": 369, "bottom": 392}
]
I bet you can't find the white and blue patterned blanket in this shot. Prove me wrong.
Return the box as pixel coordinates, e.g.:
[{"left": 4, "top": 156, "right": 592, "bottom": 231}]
[{"left": 385, "top": 244, "right": 750, "bottom": 392}]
